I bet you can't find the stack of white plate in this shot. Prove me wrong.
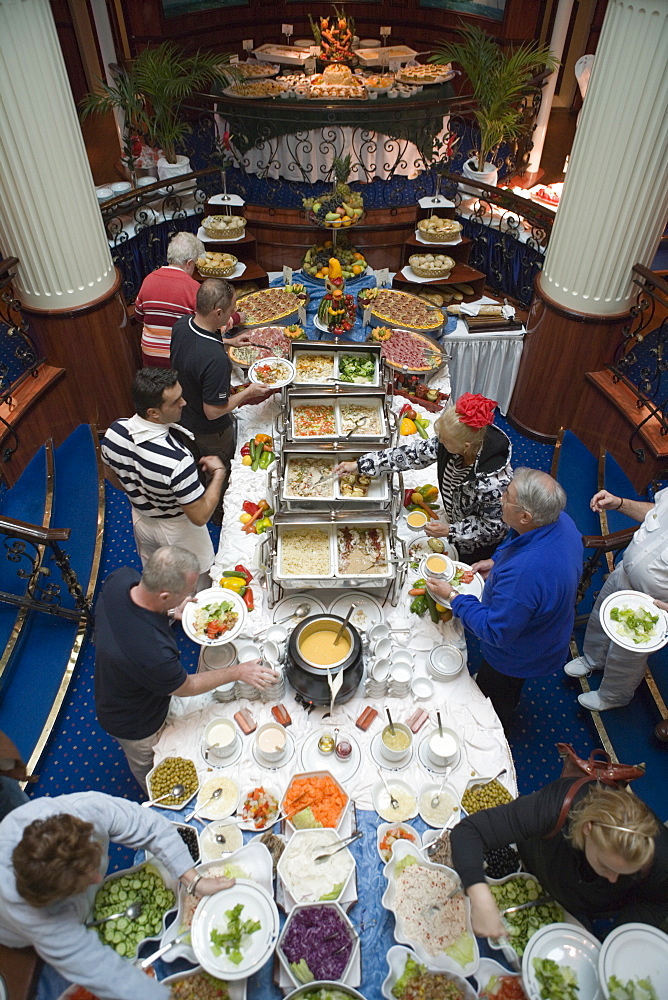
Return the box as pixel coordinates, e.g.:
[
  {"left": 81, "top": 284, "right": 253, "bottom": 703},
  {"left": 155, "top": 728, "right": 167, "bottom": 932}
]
[
  {"left": 260, "top": 667, "right": 286, "bottom": 702},
  {"left": 213, "top": 681, "right": 237, "bottom": 703},
  {"left": 428, "top": 644, "right": 464, "bottom": 681},
  {"left": 235, "top": 680, "right": 261, "bottom": 700}
]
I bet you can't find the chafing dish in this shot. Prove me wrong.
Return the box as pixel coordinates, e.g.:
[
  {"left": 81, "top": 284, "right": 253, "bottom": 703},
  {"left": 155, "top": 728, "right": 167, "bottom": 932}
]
[
  {"left": 289, "top": 341, "right": 387, "bottom": 391},
  {"left": 279, "top": 393, "right": 393, "bottom": 446},
  {"left": 271, "top": 447, "right": 398, "bottom": 513}
]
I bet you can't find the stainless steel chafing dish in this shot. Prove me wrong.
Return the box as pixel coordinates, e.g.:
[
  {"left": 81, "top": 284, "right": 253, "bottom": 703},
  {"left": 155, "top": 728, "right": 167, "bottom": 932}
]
[
  {"left": 277, "top": 392, "right": 394, "bottom": 447},
  {"left": 289, "top": 340, "right": 388, "bottom": 392},
  {"left": 259, "top": 511, "right": 406, "bottom": 606},
  {"left": 271, "top": 445, "right": 402, "bottom": 514}
]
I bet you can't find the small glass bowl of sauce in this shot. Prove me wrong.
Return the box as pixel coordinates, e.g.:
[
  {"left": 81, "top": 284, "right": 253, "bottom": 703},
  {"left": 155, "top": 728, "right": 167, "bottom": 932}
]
[
  {"left": 318, "top": 733, "right": 336, "bottom": 755},
  {"left": 335, "top": 739, "right": 352, "bottom": 760}
]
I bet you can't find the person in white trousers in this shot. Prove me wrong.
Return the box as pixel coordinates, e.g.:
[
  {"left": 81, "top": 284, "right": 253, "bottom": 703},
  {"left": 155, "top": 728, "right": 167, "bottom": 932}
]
[{"left": 564, "top": 487, "right": 668, "bottom": 712}]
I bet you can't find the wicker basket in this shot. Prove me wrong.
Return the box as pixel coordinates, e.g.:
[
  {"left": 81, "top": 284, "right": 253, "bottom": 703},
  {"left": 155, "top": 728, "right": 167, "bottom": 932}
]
[
  {"left": 197, "top": 254, "right": 238, "bottom": 278},
  {"left": 417, "top": 219, "right": 462, "bottom": 243},
  {"left": 202, "top": 215, "right": 246, "bottom": 240},
  {"left": 409, "top": 254, "right": 455, "bottom": 279}
]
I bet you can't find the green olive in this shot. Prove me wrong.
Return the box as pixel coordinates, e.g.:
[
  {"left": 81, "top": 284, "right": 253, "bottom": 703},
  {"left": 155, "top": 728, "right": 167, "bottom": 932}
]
[{"left": 148, "top": 757, "right": 198, "bottom": 805}]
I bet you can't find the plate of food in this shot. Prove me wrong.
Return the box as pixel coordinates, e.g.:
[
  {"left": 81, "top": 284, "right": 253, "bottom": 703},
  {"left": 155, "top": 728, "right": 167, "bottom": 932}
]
[
  {"left": 377, "top": 822, "right": 422, "bottom": 863},
  {"left": 368, "top": 289, "right": 445, "bottom": 334},
  {"left": 181, "top": 587, "right": 246, "bottom": 645},
  {"left": 599, "top": 922, "right": 667, "bottom": 998},
  {"left": 426, "top": 561, "right": 483, "bottom": 603},
  {"left": 522, "top": 923, "right": 603, "bottom": 1000},
  {"left": 382, "top": 945, "right": 477, "bottom": 1000},
  {"left": 191, "top": 878, "right": 279, "bottom": 979},
  {"left": 227, "top": 325, "right": 305, "bottom": 367},
  {"left": 248, "top": 356, "right": 295, "bottom": 388},
  {"left": 599, "top": 590, "right": 668, "bottom": 652},
  {"left": 374, "top": 327, "right": 444, "bottom": 373},
  {"left": 408, "top": 536, "right": 458, "bottom": 571}
]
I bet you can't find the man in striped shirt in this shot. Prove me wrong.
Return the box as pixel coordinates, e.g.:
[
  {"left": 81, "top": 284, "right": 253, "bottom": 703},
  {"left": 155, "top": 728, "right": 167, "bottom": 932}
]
[{"left": 101, "top": 368, "right": 223, "bottom": 587}]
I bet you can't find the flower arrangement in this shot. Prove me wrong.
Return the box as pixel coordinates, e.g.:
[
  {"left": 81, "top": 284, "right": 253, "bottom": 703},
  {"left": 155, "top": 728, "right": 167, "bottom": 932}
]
[{"left": 455, "top": 393, "right": 497, "bottom": 428}]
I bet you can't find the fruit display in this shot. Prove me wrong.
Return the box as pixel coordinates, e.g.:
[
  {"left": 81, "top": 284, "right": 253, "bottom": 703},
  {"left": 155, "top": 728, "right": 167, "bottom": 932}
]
[
  {"left": 316, "top": 258, "right": 356, "bottom": 333},
  {"left": 303, "top": 154, "right": 364, "bottom": 229},
  {"left": 309, "top": 6, "right": 355, "bottom": 64},
  {"left": 302, "top": 239, "right": 367, "bottom": 280}
]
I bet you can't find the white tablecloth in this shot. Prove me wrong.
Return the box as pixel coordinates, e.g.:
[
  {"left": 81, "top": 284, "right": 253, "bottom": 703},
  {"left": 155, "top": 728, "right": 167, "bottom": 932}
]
[
  {"left": 153, "top": 389, "right": 515, "bottom": 810},
  {"left": 443, "top": 320, "right": 525, "bottom": 416}
]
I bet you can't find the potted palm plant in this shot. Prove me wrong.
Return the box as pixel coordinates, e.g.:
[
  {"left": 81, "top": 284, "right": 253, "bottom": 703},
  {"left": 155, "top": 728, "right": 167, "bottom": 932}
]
[
  {"left": 431, "top": 24, "right": 558, "bottom": 190},
  {"left": 131, "top": 42, "right": 232, "bottom": 184},
  {"left": 80, "top": 66, "right": 151, "bottom": 185}
]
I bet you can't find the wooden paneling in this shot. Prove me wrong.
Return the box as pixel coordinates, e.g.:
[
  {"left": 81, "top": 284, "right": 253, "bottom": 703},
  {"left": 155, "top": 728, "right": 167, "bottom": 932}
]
[
  {"left": 507, "top": 272, "right": 630, "bottom": 442},
  {"left": 21, "top": 271, "right": 135, "bottom": 434},
  {"left": 245, "top": 205, "right": 418, "bottom": 273},
  {"left": 571, "top": 370, "right": 668, "bottom": 491}
]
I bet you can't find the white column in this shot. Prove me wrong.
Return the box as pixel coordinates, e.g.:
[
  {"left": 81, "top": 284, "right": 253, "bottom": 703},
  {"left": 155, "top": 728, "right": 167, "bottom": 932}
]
[
  {"left": 0, "top": 0, "right": 114, "bottom": 310},
  {"left": 540, "top": 0, "right": 668, "bottom": 315},
  {"left": 526, "top": 0, "right": 575, "bottom": 176}
]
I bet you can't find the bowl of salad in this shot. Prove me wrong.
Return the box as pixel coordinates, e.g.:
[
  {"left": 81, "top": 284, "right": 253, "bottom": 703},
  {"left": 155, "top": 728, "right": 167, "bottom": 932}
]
[
  {"left": 181, "top": 587, "right": 246, "bottom": 646},
  {"left": 599, "top": 590, "right": 668, "bottom": 652},
  {"left": 237, "top": 783, "right": 281, "bottom": 831},
  {"left": 381, "top": 945, "right": 477, "bottom": 1000},
  {"left": 376, "top": 822, "right": 421, "bottom": 863},
  {"left": 284, "top": 984, "right": 367, "bottom": 1000},
  {"left": 335, "top": 353, "right": 379, "bottom": 386}
]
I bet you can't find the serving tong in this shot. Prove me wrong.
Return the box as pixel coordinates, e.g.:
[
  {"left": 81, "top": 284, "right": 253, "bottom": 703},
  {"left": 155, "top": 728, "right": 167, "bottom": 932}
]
[{"left": 314, "top": 831, "right": 363, "bottom": 863}]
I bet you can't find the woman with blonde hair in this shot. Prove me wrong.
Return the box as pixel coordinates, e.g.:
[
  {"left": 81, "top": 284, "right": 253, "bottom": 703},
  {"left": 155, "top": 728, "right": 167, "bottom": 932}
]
[
  {"left": 333, "top": 393, "right": 512, "bottom": 562},
  {"left": 450, "top": 777, "right": 668, "bottom": 940}
]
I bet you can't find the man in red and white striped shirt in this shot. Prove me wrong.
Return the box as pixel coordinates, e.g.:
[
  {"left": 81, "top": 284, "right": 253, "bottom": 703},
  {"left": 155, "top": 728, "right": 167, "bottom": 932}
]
[{"left": 135, "top": 231, "right": 203, "bottom": 367}]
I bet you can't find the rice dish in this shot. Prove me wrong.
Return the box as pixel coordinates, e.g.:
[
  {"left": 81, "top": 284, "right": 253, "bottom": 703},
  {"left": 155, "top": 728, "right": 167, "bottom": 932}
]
[
  {"left": 280, "top": 528, "right": 331, "bottom": 576},
  {"left": 340, "top": 402, "right": 381, "bottom": 435},
  {"left": 286, "top": 457, "right": 335, "bottom": 497},
  {"left": 294, "top": 353, "right": 335, "bottom": 382},
  {"left": 394, "top": 861, "right": 467, "bottom": 956}
]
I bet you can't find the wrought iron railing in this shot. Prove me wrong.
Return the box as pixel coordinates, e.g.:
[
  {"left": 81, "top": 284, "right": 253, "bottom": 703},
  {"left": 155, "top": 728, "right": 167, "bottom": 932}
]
[{"left": 606, "top": 265, "right": 668, "bottom": 462}]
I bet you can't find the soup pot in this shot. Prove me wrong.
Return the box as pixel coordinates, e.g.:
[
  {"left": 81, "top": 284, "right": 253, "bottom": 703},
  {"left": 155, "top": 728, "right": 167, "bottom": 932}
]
[{"left": 287, "top": 615, "right": 363, "bottom": 706}]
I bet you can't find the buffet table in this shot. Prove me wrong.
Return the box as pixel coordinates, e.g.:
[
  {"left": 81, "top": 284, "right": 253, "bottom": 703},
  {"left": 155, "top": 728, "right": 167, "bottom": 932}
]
[
  {"left": 143, "top": 387, "right": 516, "bottom": 999},
  {"left": 444, "top": 320, "right": 525, "bottom": 417}
]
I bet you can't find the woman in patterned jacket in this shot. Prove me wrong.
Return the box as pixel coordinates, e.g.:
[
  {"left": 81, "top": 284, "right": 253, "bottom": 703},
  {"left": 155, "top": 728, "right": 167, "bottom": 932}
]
[{"left": 334, "top": 393, "right": 512, "bottom": 563}]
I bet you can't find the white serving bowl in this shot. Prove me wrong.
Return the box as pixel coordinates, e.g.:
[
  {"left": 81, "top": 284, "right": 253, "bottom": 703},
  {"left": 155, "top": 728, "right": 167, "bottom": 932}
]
[
  {"left": 418, "top": 781, "right": 460, "bottom": 828},
  {"left": 146, "top": 757, "right": 199, "bottom": 811},
  {"left": 372, "top": 777, "right": 418, "bottom": 823},
  {"left": 96, "top": 186, "right": 113, "bottom": 201},
  {"left": 277, "top": 901, "right": 359, "bottom": 986},
  {"left": 199, "top": 819, "right": 243, "bottom": 860},
  {"left": 282, "top": 770, "right": 349, "bottom": 834},
  {"left": 110, "top": 181, "right": 132, "bottom": 194},
  {"left": 379, "top": 722, "right": 413, "bottom": 763},
  {"left": 203, "top": 717, "right": 238, "bottom": 760},
  {"left": 411, "top": 677, "right": 434, "bottom": 700},
  {"left": 89, "top": 857, "right": 177, "bottom": 961},
  {"left": 425, "top": 726, "right": 461, "bottom": 767},
  {"left": 285, "top": 984, "right": 367, "bottom": 1000},
  {"left": 382, "top": 945, "right": 477, "bottom": 1000},
  {"left": 376, "top": 821, "right": 421, "bottom": 863},
  {"left": 277, "top": 828, "right": 356, "bottom": 905},
  {"left": 254, "top": 722, "right": 288, "bottom": 763}
]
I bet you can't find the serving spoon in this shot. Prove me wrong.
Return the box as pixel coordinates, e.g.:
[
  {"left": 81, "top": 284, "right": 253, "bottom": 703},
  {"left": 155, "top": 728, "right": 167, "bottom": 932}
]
[
  {"left": 376, "top": 766, "right": 399, "bottom": 811},
  {"left": 431, "top": 765, "right": 453, "bottom": 809},
  {"left": 142, "top": 783, "right": 186, "bottom": 808},
  {"left": 185, "top": 786, "right": 222, "bottom": 822},
  {"left": 86, "top": 901, "right": 144, "bottom": 928},
  {"left": 254, "top": 602, "right": 311, "bottom": 635}
]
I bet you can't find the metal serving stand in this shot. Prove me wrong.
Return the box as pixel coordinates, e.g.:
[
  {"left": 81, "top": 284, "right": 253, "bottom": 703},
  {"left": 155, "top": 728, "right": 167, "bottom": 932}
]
[{"left": 260, "top": 340, "right": 406, "bottom": 607}]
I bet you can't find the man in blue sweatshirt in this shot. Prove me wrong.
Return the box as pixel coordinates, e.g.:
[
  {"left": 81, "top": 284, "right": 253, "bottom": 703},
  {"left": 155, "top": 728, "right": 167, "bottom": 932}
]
[{"left": 429, "top": 467, "right": 583, "bottom": 731}]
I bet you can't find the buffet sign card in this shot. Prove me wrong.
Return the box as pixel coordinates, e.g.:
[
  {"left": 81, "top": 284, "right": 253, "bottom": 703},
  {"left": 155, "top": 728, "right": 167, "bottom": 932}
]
[{"left": 375, "top": 268, "right": 389, "bottom": 288}]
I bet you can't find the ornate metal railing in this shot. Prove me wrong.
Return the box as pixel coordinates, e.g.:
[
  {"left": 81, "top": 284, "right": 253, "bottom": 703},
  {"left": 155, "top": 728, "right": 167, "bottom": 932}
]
[
  {"left": 606, "top": 265, "right": 668, "bottom": 461},
  {"left": 0, "top": 516, "right": 93, "bottom": 625}
]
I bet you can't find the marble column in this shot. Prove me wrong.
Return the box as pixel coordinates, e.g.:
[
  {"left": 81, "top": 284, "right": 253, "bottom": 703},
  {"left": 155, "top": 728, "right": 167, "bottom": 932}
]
[
  {"left": 509, "top": 0, "right": 668, "bottom": 440},
  {"left": 0, "top": 0, "right": 134, "bottom": 427}
]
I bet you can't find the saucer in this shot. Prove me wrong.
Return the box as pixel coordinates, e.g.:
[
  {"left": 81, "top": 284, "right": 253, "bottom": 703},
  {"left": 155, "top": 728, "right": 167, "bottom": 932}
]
[
  {"left": 299, "top": 730, "right": 361, "bottom": 782},
  {"left": 370, "top": 732, "right": 413, "bottom": 772},
  {"left": 252, "top": 729, "right": 295, "bottom": 770},
  {"left": 417, "top": 733, "right": 462, "bottom": 774}
]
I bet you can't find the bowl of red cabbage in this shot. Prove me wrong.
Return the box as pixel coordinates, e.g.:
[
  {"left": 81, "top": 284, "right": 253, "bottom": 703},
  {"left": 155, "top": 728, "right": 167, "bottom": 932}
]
[
  {"left": 278, "top": 902, "right": 359, "bottom": 986},
  {"left": 284, "top": 985, "right": 367, "bottom": 1000}
]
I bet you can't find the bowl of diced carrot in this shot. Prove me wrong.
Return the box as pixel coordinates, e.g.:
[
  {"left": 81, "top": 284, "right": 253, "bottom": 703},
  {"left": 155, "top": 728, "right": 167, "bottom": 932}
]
[{"left": 282, "top": 771, "right": 350, "bottom": 833}]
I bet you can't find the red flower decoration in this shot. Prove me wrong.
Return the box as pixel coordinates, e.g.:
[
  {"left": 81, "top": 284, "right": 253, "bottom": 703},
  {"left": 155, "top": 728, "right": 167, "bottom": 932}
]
[
  {"left": 222, "top": 131, "right": 233, "bottom": 151},
  {"left": 455, "top": 392, "right": 497, "bottom": 429}
]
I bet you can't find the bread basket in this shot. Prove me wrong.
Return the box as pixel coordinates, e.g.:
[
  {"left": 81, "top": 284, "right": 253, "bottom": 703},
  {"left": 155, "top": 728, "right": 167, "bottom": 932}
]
[
  {"left": 196, "top": 253, "right": 238, "bottom": 277},
  {"left": 408, "top": 253, "right": 455, "bottom": 279},
  {"left": 202, "top": 215, "right": 246, "bottom": 240},
  {"left": 417, "top": 218, "right": 463, "bottom": 243}
]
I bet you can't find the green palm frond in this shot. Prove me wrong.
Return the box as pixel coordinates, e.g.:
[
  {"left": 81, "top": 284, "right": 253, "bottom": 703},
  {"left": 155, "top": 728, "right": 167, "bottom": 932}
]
[{"left": 430, "top": 24, "right": 558, "bottom": 170}]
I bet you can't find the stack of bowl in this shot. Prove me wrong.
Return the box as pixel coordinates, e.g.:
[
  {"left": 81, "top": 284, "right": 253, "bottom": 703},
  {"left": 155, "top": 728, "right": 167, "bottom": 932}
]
[{"left": 428, "top": 644, "right": 465, "bottom": 682}]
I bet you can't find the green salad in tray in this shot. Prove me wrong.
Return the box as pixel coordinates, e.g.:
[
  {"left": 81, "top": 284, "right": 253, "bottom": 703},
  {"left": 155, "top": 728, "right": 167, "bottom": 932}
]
[
  {"left": 607, "top": 977, "right": 658, "bottom": 1000},
  {"left": 338, "top": 353, "right": 376, "bottom": 384},
  {"left": 609, "top": 604, "right": 660, "bottom": 644}
]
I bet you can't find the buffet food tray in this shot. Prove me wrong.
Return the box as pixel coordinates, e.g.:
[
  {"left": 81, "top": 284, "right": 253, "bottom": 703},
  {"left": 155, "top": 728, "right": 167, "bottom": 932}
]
[
  {"left": 356, "top": 45, "right": 418, "bottom": 66},
  {"left": 289, "top": 340, "right": 385, "bottom": 390},
  {"left": 252, "top": 44, "right": 311, "bottom": 66},
  {"left": 282, "top": 394, "right": 391, "bottom": 446},
  {"left": 274, "top": 448, "right": 392, "bottom": 511},
  {"left": 272, "top": 516, "right": 395, "bottom": 588}
]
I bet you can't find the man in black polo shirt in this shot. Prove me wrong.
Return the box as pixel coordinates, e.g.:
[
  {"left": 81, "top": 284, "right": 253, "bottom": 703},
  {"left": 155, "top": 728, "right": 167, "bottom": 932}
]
[
  {"left": 94, "top": 545, "right": 277, "bottom": 790},
  {"left": 170, "top": 279, "right": 270, "bottom": 520}
]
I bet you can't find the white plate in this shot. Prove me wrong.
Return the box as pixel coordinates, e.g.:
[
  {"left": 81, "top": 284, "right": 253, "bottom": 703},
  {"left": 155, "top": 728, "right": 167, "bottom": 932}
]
[
  {"left": 372, "top": 778, "right": 418, "bottom": 822},
  {"left": 414, "top": 230, "right": 463, "bottom": 246},
  {"left": 197, "top": 225, "right": 246, "bottom": 243},
  {"left": 272, "top": 594, "right": 327, "bottom": 623},
  {"left": 328, "top": 591, "right": 384, "bottom": 629},
  {"left": 182, "top": 587, "right": 247, "bottom": 646},
  {"left": 198, "top": 261, "right": 247, "bottom": 279},
  {"left": 382, "top": 945, "right": 477, "bottom": 1000},
  {"left": 429, "top": 562, "right": 484, "bottom": 604},
  {"left": 381, "top": 841, "right": 478, "bottom": 976},
  {"left": 522, "top": 923, "right": 602, "bottom": 1000},
  {"left": 599, "top": 922, "right": 668, "bottom": 996},
  {"left": 299, "top": 729, "right": 362, "bottom": 783},
  {"left": 407, "top": 535, "right": 458, "bottom": 570},
  {"left": 248, "top": 356, "right": 295, "bottom": 388},
  {"left": 191, "top": 879, "right": 279, "bottom": 979},
  {"left": 236, "top": 782, "right": 282, "bottom": 831},
  {"left": 251, "top": 729, "right": 295, "bottom": 771},
  {"left": 599, "top": 590, "right": 668, "bottom": 652},
  {"left": 417, "top": 735, "right": 462, "bottom": 775}
]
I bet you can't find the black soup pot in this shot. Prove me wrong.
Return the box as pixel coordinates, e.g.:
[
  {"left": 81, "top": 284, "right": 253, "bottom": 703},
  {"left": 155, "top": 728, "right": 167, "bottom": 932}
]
[{"left": 286, "top": 615, "right": 363, "bottom": 706}]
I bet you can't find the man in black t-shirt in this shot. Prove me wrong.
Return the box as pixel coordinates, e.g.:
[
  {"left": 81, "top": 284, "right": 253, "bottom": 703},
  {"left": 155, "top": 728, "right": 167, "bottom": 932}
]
[
  {"left": 170, "top": 279, "right": 271, "bottom": 521},
  {"left": 94, "top": 545, "right": 277, "bottom": 791}
]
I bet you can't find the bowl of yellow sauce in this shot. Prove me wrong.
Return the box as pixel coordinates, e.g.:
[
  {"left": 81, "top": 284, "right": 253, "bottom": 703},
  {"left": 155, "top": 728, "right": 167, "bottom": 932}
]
[
  {"left": 380, "top": 722, "right": 413, "bottom": 763},
  {"left": 298, "top": 621, "right": 352, "bottom": 668}
]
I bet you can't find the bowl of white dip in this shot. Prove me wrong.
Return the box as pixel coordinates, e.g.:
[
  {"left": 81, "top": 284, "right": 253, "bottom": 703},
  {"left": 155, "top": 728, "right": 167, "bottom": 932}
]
[{"left": 277, "top": 829, "right": 356, "bottom": 905}]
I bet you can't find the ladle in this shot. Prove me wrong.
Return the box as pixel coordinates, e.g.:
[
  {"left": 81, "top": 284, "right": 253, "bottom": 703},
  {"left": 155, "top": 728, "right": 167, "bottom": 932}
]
[
  {"left": 386, "top": 709, "right": 396, "bottom": 736},
  {"left": 376, "top": 766, "right": 399, "bottom": 811}
]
